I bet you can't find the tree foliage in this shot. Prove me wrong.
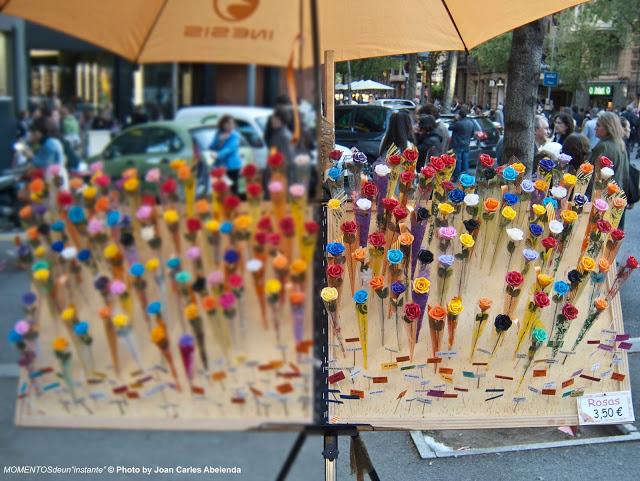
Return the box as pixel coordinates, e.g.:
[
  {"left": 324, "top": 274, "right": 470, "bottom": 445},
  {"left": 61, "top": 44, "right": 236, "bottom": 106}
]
[
  {"left": 335, "top": 57, "right": 402, "bottom": 81},
  {"left": 470, "top": 33, "right": 512, "bottom": 73}
]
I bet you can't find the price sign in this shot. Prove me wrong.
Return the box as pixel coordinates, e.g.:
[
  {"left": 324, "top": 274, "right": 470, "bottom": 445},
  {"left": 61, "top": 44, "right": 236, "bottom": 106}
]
[{"left": 577, "top": 391, "right": 635, "bottom": 425}]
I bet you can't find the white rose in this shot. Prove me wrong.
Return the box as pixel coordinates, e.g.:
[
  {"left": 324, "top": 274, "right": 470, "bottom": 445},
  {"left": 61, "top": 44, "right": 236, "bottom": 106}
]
[
  {"left": 550, "top": 186, "right": 567, "bottom": 199},
  {"left": 294, "top": 154, "right": 311, "bottom": 166},
  {"left": 506, "top": 228, "right": 524, "bottom": 242},
  {"left": 374, "top": 164, "right": 390, "bottom": 176},
  {"left": 549, "top": 220, "right": 564, "bottom": 235},
  {"left": 463, "top": 193, "right": 479, "bottom": 207},
  {"left": 246, "top": 258, "right": 264, "bottom": 273},
  {"left": 356, "top": 198, "right": 372, "bottom": 211},
  {"left": 600, "top": 167, "right": 614, "bottom": 180},
  {"left": 61, "top": 246, "right": 78, "bottom": 260},
  {"left": 140, "top": 226, "right": 156, "bottom": 242}
]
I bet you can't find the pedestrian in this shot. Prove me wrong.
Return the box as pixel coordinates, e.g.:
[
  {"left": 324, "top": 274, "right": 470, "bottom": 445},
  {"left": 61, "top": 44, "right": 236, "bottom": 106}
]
[
  {"left": 448, "top": 106, "right": 474, "bottom": 181},
  {"left": 582, "top": 108, "right": 600, "bottom": 149},
  {"left": 621, "top": 105, "right": 638, "bottom": 154},
  {"left": 414, "top": 115, "right": 442, "bottom": 172},
  {"left": 24, "top": 116, "right": 68, "bottom": 187},
  {"left": 494, "top": 104, "right": 504, "bottom": 126},
  {"left": 619, "top": 117, "right": 632, "bottom": 160},
  {"left": 560, "top": 133, "right": 590, "bottom": 173},
  {"left": 552, "top": 112, "right": 574, "bottom": 146},
  {"left": 209, "top": 115, "right": 242, "bottom": 194},
  {"left": 416, "top": 103, "right": 449, "bottom": 153},
  {"left": 571, "top": 106, "right": 583, "bottom": 131},
  {"left": 379, "top": 110, "right": 415, "bottom": 159},
  {"left": 534, "top": 114, "right": 550, "bottom": 151}
]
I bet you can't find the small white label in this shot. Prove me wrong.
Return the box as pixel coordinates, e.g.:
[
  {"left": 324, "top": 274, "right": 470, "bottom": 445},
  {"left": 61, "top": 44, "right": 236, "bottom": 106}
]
[{"left": 577, "top": 391, "right": 635, "bottom": 425}]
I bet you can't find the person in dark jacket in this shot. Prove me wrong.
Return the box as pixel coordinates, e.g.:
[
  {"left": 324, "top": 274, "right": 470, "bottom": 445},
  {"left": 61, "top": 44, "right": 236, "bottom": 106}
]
[
  {"left": 552, "top": 112, "right": 574, "bottom": 146},
  {"left": 415, "top": 115, "right": 442, "bottom": 172},
  {"left": 449, "top": 106, "right": 474, "bottom": 181}
]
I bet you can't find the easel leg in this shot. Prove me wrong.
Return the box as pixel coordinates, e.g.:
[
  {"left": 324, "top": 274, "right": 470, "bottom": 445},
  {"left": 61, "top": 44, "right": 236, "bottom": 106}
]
[
  {"left": 323, "top": 433, "right": 338, "bottom": 481},
  {"left": 350, "top": 433, "right": 380, "bottom": 481},
  {"left": 275, "top": 432, "right": 307, "bottom": 481}
]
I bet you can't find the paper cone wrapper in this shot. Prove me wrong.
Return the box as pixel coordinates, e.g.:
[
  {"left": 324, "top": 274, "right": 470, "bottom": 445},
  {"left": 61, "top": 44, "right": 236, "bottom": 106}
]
[
  {"left": 410, "top": 219, "right": 428, "bottom": 278},
  {"left": 411, "top": 291, "right": 429, "bottom": 342},
  {"left": 77, "top": 343, "right": 95, "bottom": 378},
  {"left": 327, "top": 276, "right": 344, "bottom": 306},
  {"left": 120, "top": 330, "right": 145, "bottom": 371},
  {"left": 355, "top": 209, "right": 372, "bottom": 248},
  {"left": 59, "top": 356, "right": 77, "bottom": 400},
  {"left": 291, "top": 302, "right": 305, "bottom": 347},
  {"left": 344, "top": 238, "right": 357, "bottom": 296},
  {"left": 447, "top": 315, "right": 458, "bottom": 350},
  {"left": 271, "top": 190, "right": 286, "bottom": 224},
  {"left": 251, "top": 274, "right": 268, "bottom": 330},
  {"left": 356, "top": 303, "right": 369, "bottom": 369},
  {"left": 102, "top": 317, "right": 120, "bottom": 375},
  {"left": 208, "top": 311, "right": 232, "bottom": 359},
  {"left": 291, "top": 197, "right": 306, "bottom": 250},
  {"left": 189, "top": 318, "right": 209, "bottom": 371},
  {"left": 160, "top": 346, "right": 181, "bottom": 391},
  {"left": 324, "top": 302, "right": 346, "bottom": 357},
  {"left": 470, "top": 315, "right": 488, "bottom": 358},
  {"left": 405, "top": 320, "right": 417, "bottom": 360},
  {"left": 184, "top": 181, "right": 195, "bottom": 218},
  {"left": 428, "top": 317, "right": 444, "bottom": 358},
  {"left": 369, "top": 248, "right": 384, "bottom": 277},
  {"left": 179, "top": 343, "right": 195, "bottom": 382}
]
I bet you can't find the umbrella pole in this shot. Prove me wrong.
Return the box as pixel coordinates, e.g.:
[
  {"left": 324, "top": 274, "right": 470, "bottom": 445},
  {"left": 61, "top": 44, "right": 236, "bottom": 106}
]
[{"left": 310, "top": 0, "right": 326, "bottom": 202}]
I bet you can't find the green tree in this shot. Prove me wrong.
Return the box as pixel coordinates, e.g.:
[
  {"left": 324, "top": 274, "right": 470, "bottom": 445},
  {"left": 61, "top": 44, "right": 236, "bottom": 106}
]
[
  {"left": 470, "top": 33, "right": 512, "bottom": 73},
  {"left": 335, "top": 57, "right": 402, "bottom": 81}
]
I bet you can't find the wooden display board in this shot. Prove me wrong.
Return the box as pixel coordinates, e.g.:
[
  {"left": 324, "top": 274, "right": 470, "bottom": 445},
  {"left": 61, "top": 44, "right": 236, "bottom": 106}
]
[
  {"left": 15, "top": 203, "right": 315, "bottom": 431},
  {"left": 326, "top": 204, "right": 632, "bottom": 429}
]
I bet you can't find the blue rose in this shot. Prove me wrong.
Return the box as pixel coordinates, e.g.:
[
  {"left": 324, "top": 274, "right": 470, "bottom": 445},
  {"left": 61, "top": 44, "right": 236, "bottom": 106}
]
[
  {"left": 106, "top": 210, "right": 121, "bottom": 227},
  {"left": 529, "top": 223, "right": 543, "bottom": 237},
  {"left": 387, "top": 249, "right": 404, "bottom": 264},
  {"left": 326, "top": 242, "right": 346, "bottom": 257},
  {"left": 538, "top": 158, "right": 555, "bottom": 172},
  {"left": 68, "top": 205, "right": 86, "bottom": 224},
  {"left": 220, "top": 221, "right": 233, "bottom": 234},
  {"left": 521, "top": 179, "right": 535, "bottom": 193},
  {"left": 459, "top": 174, "right": 476, "bottom": 188},
  {"left": 22, "top": 292, "right": 37, "bottom": 306},
  {"left": 129, "top": 263, "right": 145, "bottom": 277},
  {"left": 542, "top": 197, "right": 558, "bottom": 209},
  {"left": 353, "top": 289, "right": 369, "bottom": 304},
  {"left": 391, "top": 281, "right": 406, "bottom": 295},
  {"left": 553, "top": 280, "right": 570, "bottom": 295},
  {"left": 503, "top": 193, "right": 519, "bottom": 206},
  {"left": 51, "top": 220, "right": 65, "bottom": 232},
  {"left": 574, "top": 194, "right": 588, "bottom": 206},
  {"left": 502, "top": 166, "right": 517, "bottom": 182},
  {"left": 77, "top": 249, "right": 91, "bottom": 262},
  {"left": 438, "top": 254, "right": 454, "bottom": 268},
  {"left": 8, "top": 329, "right": 22, "bottom": 343},
  {"left": 175, "top": 270, "right": 192, "bottom": 284},
  {"left": 352, "top": 150, "right": 368, "bottom": 164},
  {"left": 120, "top": 215, "right": 132, "bottom": 228},
  {"left": 18, "top": 244, "right": 31, "bottom": 257},
  {"left": 522, "top": 248, "right": 539, "bottom": 262},
  {"left": 166, "top": 257, "right": 181, "bottom": 270},
  {"left": 74, "top": 321, "right": 89, "bottom": 336},
  {"left": 448, "top": 189, "right": 465, "bottom": 204},
  {"left": 224, "top": 249, "right": 240, "bottom": 264},
  {"left": 32, "top": 260, "right": 50, "bottom": 271},
  {"left": 327, "top": 166, "right": 342, "bottom": 181},
  {"left": 147, "top": 301, "right": 162, "bottom": 315},
  {"left": 51, "top": 240, "right": 65, "bottom": 253}
]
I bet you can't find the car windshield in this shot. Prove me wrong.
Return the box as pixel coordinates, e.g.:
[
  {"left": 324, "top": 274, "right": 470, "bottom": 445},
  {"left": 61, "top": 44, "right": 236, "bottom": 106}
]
[
  {"left": 190, "top": 127, "right": 249, "bottom": 150},
  {"left": 104, "top": 126, "right": 183, "bottom": 157},
  {"left": 473, "top": 117, "right": 498, "bottom": 131},
  {"left": 353, "top": 108, "right": 386, "bottom": 133}
]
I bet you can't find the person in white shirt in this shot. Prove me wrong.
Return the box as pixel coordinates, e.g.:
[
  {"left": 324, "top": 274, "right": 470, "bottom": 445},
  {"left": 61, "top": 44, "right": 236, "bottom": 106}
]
[{"left": 582, "top": 108, "right": 600, "bottom": 149}]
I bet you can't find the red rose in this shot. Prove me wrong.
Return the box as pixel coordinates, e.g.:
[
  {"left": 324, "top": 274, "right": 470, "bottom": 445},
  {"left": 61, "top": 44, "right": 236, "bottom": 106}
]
[
  {"left": 599, "top": 156, "right": 613, "bottom": 168},
  {"left": 254, "top": 231, "right": 268, "bottom": 245},
  {"left": 421, "top": 165, "right": 436, "bottom": 179},
  {"left": 388, "top": 154, "right": 402, "bottom": 166},
  {"left": 368, "top": 231, "right": 386, "bottom": 248},
  {"left": 533, "top": 291, "right": 550, "bottom": 308},
  {"left": 304, "top": 221, "right": 319, "bottom": 235},
  {"left": 141, "top": 195, "right": 157, "bottom": 206},
  {"left": 403, "top": 148, "right": 418, "bottom": 163},
  {"left": 257, "top": 216, "right": 273, "bottom": 231},
  {"left": 228, "top": 273, "right": 244, "bottom": 289},
  {"left": 246, "top": 182, "right": 262, "bottom": 198},
  {"left": 610, "top": 228, "right": 625, "bottom": 242},
  {"left": 429, "top": 157, "right": 445, "bottom": 171},
  {"left": 161, "top": 178, "right": 177, "bottom": 195},
  {"left": 441, "top": 154, "right": 456, "bottom": 167},
  {"left": 268, "top": 232, "right": 281, "bottom": 246},
  {"left": 30, "top": 168, "right": 44, "bottom": 180},
  {"left": 212, "top": 180, "right": 228, "bottom": 194},
  {"left": 400, "top": 170, "right": 415, "bottom": 185},
  {"left": 241, "top": 163, "right": 257, "bottom": 178},
  {"left": 626, "top": 256, "right": 639, "bottom": 269},
  {"left": 268, "top": 151, "right": 284, "bottom": 168},
  {"left": 541, "top": 236, "right": 557, "bottom": 250},
  {"left": 361, "top": 181, "right": 378, "bottom": 200},
  {"left": 393, "top": 206, "right": 409, "bottom": 221},
  {"left": 326, "top": 263, "right": 344, "bottom": 279},
  {"left": 210, "top": 167, "right": 226, "bottom": 178},
  {"left": 340, "top": 220, "right": 357, "bottom": 234},
  {"left": 186, "top": 218, "right": 201, "bottom": 233},
  {"left": 94, "top": 174, "right": 110, "bottom": 187},
  {"left": 224, "top": 195, "right": 241, "bottom": 210},
  {"left": 442, "top": 181, "right": 454, "bottom": 192},
  {"left": 382, "top": 197, "right": 399, "bottom": 212},
  {"left": 279, "top": 217, "right": 295, "bottom": 236},
  {"left": 403, "top": 302, "right": 421, "bottom": 321},
  {"left": 596, "top": 219, "right": 612, "bottom": 233},
  {"left": 329, "top": 149, "right": 343, "bottom": 161},
  {"left": 562, "top": 303, "right": 578, "bottom": 320},
  {"left": 480, "top": 154, "right": 495, "bottom": 168},
  {"left": 505, "top": 271, "right": 524, "bottom": 288},
  {"left": 57, "top": 191, "right": 73, "bottom": 208}
]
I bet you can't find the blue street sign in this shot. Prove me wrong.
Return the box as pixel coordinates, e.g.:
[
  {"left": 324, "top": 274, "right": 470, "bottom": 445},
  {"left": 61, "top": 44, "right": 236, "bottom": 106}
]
[{"left": 543, "top": 72, "right": 559, "bottom": 87}]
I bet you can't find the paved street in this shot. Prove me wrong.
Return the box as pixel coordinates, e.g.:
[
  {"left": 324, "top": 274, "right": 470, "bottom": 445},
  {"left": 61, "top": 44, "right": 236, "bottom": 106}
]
[{"left": 1, "top": 177, "right": 639, "bottom": 480}]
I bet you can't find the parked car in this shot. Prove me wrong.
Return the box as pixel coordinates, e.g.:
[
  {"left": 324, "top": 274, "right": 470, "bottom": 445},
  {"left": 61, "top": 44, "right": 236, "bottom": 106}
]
[
  {"left": 175, "top": 106, "right": 271, "bottom": 169},
  {"left": 374, "top": 99, "right": 416, "bottom": 109},
  {"left": 437, "top": 114, "right": 501, "bottom": 167},
  {"left": 334, "top": 105, "right": 398, "bottom": 161},
  {"left": 90, "top": 121, "right": 254, "bottom": 180}
]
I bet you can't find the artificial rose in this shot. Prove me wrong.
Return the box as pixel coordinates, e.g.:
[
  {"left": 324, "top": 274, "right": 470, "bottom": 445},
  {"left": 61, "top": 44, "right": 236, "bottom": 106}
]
[
  {"left": 403, "top": 148, "right": 419, "bottom": 163},
  {"left": 442, "top": 154, "right": 456, "bottom": 167},
  {"left": 596, "top": 220, "right": 612, "bottom": 233},
  {"left": 340, "top": 220, "right": 358, "bottom": 234},
  {"left": 428, "top": 304, "right": 446, "bottom": 321},
  {"left": 541, "top": 237, "right": 557, "bottom": 250},
  {"left": 421, "top": 165, "right": 437, "bottom": 179},
  {"left": 382, "top": 197, "right": 399, "bottom": 212},
  {"left": 627, "top": 256, "right": 639, "bottom": 269},
  {"left": 326, "top": 264, "right": 344, "bottom": 279},
  {"left": 505, "top": 271, "right": 524, "bottom": 288},
  {"left": 562, "top": 303, "right": 578, "bottom": 320},
  {"left": 241, "top": 163, "right": 257, "bottom": 178},
  {"left": 400, "top": 170, "right": 415, "bottom": 185},
  {"left": 480, "top": 154, "right": 495, "bottom": 168},
  {"left": 370, "top": 275, "right": 385, "bottom": 291},
  {"left": 404, "top": 302, "right": 421, "bottom": 321},
  {"left": 368, "top": 231, "right": 386, "bottom": 247},
  {"left": 429, "top": 157, "right": 445, "bottom": 171},
  {"left": 599, "top": 156, "right": 613, "bottom": 168},
  {"left": 388, "top": 154, "right": 402, "bottom": 166},
  {"left": 361, "top": 181, "right": 378, "bottom": 200},
  {"left": 392, "top": 206, "right": 409, "bottom": 221},
  {"left": 533, "top": 291, "right": 550, "bottom": 308},
  {"left": 610, "top": 229, "right": 625, "bottom": 242}
]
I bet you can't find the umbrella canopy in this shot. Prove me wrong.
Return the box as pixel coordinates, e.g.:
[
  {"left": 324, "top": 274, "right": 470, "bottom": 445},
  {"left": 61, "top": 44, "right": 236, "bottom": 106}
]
[
  {"left": 1, "top": 0, "right": 586, "bottom": 67},
  {"left": 349, "top": 80, "right": 394, "bottom": 91}
]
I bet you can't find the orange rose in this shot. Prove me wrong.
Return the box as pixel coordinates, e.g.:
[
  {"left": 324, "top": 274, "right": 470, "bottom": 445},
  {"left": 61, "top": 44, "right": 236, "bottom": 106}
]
[
  {"left": 98, "top": 306, "right": 112, "bottom": 320},
  {"left": 534, "top": 179, "right": 549, "bottom": 192},
  {"left": 352, "top": 247, "right": 367, "bottom": 262},
  {"left": 478, "top": 298, "right": 492, "bottom": 312},
  {"left": 398, "top": 232, "right": 414, "bottom": 246},
  {"left": 122, "top": 167, "right": 138, "bottom": 179},
  {"left": 177, "top": 165, "right": 192, "bottom": 181},
  {"left": 202, "top": 295, "right": 217, "bottom": 311},
  {"left": 273, "top": 253, "right": 288, "bottom": 270},
  {"left": 607, "top": 183, "right": 620, "bottom": 195},
  {"left": 289, "top": 290, "right": 305, "bottom": 304},
  {"left": 598, "top": 259, "right": 610, "bottom": 272},
  {"left": 428, "top": 304, "right": 446, "bottom": 321},
  {"left": 594, "top": 298, "right": 608, "bottom": 311},
  {"left": 19, "top": 205, "right": 33, "bottom": 220},
  {"left": 29, "top": 178, "right": 45, "bottom": 195},
  {"left": 195, "top": 199, "right": 210, "bottom": 215},
  {"left": 483, "top": 198, "right": 499, "bottom": 213},
  {"left": 26, "top": 226, "right": 39, "bottom": 241},
  {"left": 579, "top": 163, "right": 594, "bottom": 174},
  {"left": 69, "top": 177, "right": 84, "bottom": 190},
  {"left": 612, "top": 198, "right": 627, "bottom": 209},
  {"left": 94, "top": 196, "right": 110, "bottom": 212},
  {"left": 369, "top": 275, "right": 384, "bottom": 291}
]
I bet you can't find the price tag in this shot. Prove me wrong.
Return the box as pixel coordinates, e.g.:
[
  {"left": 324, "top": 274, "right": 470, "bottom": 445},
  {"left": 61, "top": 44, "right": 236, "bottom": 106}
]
[{"left": 577, "top": 391, "right": 635, "bottom": 425}]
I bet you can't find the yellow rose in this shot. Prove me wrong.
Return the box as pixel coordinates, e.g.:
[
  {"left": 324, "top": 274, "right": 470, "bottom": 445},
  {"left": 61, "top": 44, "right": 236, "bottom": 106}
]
[
  {"left": 82, "top": 186, "right": 98, "bottom": 200},
  {"left": 534, "top": 179, "right": 549, "bottom": 192},
  {"left": 579, "top": 256, "right": 596, "bottom": 272},
  {"left": 34, "top": 246, "right": 47, "bottom": 258},
  {"left": 290, "top": 259, "right": 307, "bottom": 275},
  {"left": 170, "top": 159, "right": 187, "bottom": 170},
  {"left": 32, "top": 269, "right": 50, "bottom": 282},
  {"left": 163, "top": 209, "right": 179, "bottom": 225},
  {"left": 532, "top": 204, "right": 546, "bottom": 217},
  {"left": 562, "top": 173, "right": 577, "bottom": 187},
  {"left": 150, "top": 325, "right": 167, "bottom": 344},
  {"left": 112, "top": 314, "right": 129, "bottom": 329},
  {"left": 123, "top": 177, "right": 139, "bottom": 193},
  {"left": 511, "top": 162, "right": 526, "bottom": 174},
  {"left": 145, "top": 258, "right": 160, "bottom": 271},
  {"left": 61, "top": 306, "right": 76, "bottom": 322},
  {"left": 412, "top": 277, "right": 431, "bottom": 294},
  {"left": 52, "top": 336, "right": 69, "bottom": 352},
  {"left": 103, "top": 243, "right": 119, "bottom": 260},
  {"left": 561, "top": 210, "right": 578, "bottom": 223},
  {"left": 233, "top": 215, "right": 252, "bottom": 231},
  {"left": 205, "top": 219, "right": 220, "bottom": 233},
  {"left": 327, "top": 198, "right": 341, "bottom": 210},
  {"left": 501, "top": 206, "right": 517, "bottom": 221},
  {"left": 184, "top": 303, "right": 200, "bottom": 321},
  {"left": 321, "top": 287, "right": 338, "bottom": 302},
  {"left": 536, "top": 274, "right": 553, "bottom": 289},
  {"left": 459, "top": 233, "right": 475, "bottom": 249},
  {"left": 265, "top": 279, "right": 282, "bottom": 295},
  {"left": 447, "top": 296, "right": 464, "bottom": 316},
  {"left": 438, "top": 202, "right": 455, "bottom": 216}
]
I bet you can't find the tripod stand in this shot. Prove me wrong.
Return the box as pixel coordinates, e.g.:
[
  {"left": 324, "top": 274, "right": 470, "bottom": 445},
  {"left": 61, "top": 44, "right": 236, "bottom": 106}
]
[{"left": 275, "top": 425, "right": 380, "bottom": 481}]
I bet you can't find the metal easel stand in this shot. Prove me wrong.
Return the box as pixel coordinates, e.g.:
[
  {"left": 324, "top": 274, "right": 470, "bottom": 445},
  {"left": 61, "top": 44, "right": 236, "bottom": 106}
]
[{"left": 275, "top": 425, "right": 380, "bottom": 481}]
